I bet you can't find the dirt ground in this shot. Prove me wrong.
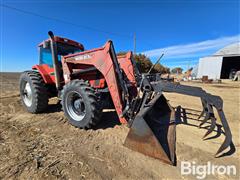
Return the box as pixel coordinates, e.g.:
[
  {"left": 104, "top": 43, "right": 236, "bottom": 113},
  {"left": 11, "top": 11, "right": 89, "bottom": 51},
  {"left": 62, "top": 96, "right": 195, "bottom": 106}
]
[{"left": 0, "top": 72, "right": 239, "bottom": 179}]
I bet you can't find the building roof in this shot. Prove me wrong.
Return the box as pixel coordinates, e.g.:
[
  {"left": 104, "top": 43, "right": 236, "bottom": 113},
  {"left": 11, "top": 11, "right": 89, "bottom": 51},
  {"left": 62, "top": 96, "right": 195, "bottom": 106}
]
[{"left": 214, "top": 42, "right": 240, "bottom": 56}]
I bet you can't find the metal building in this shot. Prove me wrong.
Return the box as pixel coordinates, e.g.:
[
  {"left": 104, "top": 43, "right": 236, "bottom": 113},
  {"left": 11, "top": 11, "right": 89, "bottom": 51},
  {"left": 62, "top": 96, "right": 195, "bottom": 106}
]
[{"left": 197, "top": 43, "right": 240, "bottom": 79}]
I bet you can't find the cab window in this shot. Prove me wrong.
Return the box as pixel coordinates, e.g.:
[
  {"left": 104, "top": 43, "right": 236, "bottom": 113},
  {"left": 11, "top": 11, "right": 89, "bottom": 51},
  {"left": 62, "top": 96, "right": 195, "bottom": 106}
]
[{"left": 39, "top": 43, "right": 82, "bottom": 67}]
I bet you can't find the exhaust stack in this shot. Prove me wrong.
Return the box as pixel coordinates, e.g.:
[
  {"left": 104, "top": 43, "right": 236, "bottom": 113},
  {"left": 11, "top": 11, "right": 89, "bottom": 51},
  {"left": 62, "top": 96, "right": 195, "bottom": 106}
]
[{"left": 48, "top": 31, "right": 61, "bottom": 91}]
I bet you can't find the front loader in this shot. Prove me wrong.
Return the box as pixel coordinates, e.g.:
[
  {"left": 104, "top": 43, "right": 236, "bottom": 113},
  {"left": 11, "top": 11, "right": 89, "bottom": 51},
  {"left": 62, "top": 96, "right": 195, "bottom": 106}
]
[{"left": 19, "top": 31, "right": 233, "bottom": 166}]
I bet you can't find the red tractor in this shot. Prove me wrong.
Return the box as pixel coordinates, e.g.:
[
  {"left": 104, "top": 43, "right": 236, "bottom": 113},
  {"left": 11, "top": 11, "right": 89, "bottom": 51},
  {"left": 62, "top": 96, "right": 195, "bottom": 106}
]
[{"left": 19, "top": 32, "right": 233, "bottom": 165}]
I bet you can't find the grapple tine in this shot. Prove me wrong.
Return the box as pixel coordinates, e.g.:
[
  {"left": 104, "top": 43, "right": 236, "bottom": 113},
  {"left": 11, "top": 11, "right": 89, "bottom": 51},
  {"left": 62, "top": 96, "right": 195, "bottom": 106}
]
[
  {"left": 203, "top": 117, "right": 216, "bottom": 139},
  {"left": 197, "top": 110, "right": 205, "bottom": 120},
  {"left": 215, "top": 109, "right": 232, "bottom": 156},
  {"left": 199, "top": 113, "right": 210, "bottom": 128},
  {"left": 198, "top": 99, "right": 207, "bottom": 120},
  {"left": 199, "top": 103, "right": 213, "bottom": 128}
]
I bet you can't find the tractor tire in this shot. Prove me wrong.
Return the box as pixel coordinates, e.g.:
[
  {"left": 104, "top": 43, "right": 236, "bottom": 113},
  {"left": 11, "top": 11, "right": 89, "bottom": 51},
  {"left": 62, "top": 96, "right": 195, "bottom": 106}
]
[
  {"left": 61, "top": 79, "right": 102, "bottom": 129},
  {"left": 19, "top": 71, "right": 49, "bottom": 113}
]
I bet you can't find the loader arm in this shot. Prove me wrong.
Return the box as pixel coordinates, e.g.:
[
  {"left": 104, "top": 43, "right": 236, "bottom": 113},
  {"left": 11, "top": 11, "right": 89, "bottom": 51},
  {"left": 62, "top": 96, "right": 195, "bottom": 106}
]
[
  {"left": 62, "top": 41, "right": 130, "bottom": 123},
  {"left": 151, "top": 80, "right": 232, "bottom": 157}
]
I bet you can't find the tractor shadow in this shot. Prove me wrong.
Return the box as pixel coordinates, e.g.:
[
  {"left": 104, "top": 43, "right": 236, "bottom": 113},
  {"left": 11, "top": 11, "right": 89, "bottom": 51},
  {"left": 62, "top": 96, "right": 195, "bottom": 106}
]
[
  {"left": 175, "top": 106, "right": 235, "bottom": 157},
  {"left": 45, "top": 102, "right": 62, "bottom": 113},
  {"left": 93, "top": 110, "right": 121, "bottom": 130}
]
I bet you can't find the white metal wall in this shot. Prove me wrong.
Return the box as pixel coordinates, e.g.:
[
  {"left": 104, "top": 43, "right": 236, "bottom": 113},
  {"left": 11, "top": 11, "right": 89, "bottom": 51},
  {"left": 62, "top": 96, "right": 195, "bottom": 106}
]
[{"left": 197, "top": 56, "right": 223, "bottom": 79}]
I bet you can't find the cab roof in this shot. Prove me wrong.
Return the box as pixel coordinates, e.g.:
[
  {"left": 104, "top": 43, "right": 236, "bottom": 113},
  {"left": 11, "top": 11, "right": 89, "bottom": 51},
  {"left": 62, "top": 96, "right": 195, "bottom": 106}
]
[{"left": 38, "top": 36, "right": 84, "bottom": 51}]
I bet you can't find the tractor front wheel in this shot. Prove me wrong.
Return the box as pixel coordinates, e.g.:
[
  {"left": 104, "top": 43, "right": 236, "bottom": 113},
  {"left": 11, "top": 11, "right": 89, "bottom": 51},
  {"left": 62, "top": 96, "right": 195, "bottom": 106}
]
[
  {"left": 19, "top": 71, "right": 49, "bottom": 113},
  {"left": 61, "top": 80, "right": 102, "bottom": 129}
]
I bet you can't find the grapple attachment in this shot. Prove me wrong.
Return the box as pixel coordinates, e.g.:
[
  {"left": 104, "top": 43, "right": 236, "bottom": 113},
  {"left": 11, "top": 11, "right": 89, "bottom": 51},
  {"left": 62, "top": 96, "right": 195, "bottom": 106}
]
[
  {"left": 124, "top": 78, "right": 233, "bottom": 166},
  {"left": 151, "top": 81, "right": 233, "bottom": 157},
  {"left": 124, "top": 94, "right": 176, "bottom": 165},
  {"left": 197, "top": 97, "right": 232, "bottom": 157}
]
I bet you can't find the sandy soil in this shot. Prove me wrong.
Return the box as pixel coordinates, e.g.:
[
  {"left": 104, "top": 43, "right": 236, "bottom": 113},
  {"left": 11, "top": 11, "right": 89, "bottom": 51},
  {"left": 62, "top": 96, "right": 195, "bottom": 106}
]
[{"left": 0, "top": 72, "right": 239, "bottom": 179}]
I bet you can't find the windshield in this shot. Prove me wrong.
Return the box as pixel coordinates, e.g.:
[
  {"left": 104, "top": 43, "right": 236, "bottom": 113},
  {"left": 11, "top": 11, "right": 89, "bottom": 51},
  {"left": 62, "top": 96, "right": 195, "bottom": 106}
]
[
  {"left": 39, "top": 43, "right": 83, "bottom": 67},
  {"left": 56, "top": 42, "right": 82, "bottom": 55}
]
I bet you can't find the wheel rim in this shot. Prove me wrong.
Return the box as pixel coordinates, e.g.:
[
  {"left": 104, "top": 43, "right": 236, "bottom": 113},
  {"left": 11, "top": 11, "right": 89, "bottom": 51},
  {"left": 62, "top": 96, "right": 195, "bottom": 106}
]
[
  {"left": 65, "top": 91, "right": 86, "bottom": 121},
  {"left": 23, "top": 82, "right": 33, "bottom": 107}
]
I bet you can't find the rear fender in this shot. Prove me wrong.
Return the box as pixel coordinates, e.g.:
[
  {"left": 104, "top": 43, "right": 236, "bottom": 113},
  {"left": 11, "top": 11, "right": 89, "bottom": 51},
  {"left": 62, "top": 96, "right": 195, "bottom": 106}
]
[{"left": 32, "top": 64, "right": 55, "bottom": 84}]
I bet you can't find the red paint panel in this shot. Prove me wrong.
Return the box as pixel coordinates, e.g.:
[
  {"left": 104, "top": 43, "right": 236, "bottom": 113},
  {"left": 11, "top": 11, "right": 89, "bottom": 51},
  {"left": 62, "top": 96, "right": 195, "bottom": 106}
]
[
  {"left": 117, "top": 52, "right": 138, "bottom": 96},
  {"left": 117, "top": 52, "right": 137, "bottom": 86},
  {"left": 38, "top": 36, "right": 84, "bottom": 50},
  {"left": 32, "top": 64, "right": 55, "bottom": 84}
]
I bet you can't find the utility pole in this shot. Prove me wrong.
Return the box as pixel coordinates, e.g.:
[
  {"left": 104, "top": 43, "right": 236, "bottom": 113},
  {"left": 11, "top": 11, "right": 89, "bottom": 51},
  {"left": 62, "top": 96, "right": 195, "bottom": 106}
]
[
  {"left": 187, "top": 59, "right": 191, "bottom": 70},
  {"left": 133, "top": 32, "right": 136, "bottom": 55}
]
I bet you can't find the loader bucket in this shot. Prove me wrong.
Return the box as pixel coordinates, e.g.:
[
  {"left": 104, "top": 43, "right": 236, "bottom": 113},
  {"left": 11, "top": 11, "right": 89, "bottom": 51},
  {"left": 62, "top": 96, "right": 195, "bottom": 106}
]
[{"left": 124, "top": 94, "right": 176, "bottom": 165}]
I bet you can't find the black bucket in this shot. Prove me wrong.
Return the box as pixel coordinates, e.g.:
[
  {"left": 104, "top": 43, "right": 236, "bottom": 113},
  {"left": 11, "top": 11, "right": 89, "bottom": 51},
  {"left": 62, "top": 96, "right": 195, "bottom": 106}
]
[{"left": 124, "top": 94, "right": 176, "bottom": 165}]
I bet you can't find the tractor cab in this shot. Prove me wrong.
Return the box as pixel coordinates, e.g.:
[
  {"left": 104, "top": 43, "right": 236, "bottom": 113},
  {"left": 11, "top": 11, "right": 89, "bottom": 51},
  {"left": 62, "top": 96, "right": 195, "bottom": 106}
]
[{"left": 38, "top": 36, "right": 84, "bottom": 67}]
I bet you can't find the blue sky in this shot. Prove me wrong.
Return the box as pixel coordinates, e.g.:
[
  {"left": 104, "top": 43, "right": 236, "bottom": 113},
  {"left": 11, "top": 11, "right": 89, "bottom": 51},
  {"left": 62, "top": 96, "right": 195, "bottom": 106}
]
[{"left": 0, "top": 0, "right": 239, "bottom": 72}]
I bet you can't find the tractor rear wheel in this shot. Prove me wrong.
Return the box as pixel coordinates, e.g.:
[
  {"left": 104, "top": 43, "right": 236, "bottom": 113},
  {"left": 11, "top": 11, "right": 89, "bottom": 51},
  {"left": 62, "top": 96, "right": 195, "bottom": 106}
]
[
  {"left": 61, "top": 80, "right": 102, "bottom": 129},
  {"left": 19, "top": 71, "right": 49, "bottom": 113}
]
